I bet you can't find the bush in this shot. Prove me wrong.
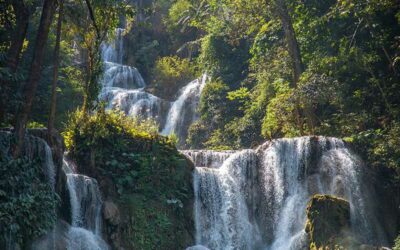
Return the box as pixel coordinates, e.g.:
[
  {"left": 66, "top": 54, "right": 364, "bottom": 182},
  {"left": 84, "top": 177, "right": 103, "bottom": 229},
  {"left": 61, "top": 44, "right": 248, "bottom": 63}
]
[
  {"left": 63, "top": 108, "right": 159, "bottom": 151},
  {"left": 151, "top": 56, "right": 196, "bottom": 99}
]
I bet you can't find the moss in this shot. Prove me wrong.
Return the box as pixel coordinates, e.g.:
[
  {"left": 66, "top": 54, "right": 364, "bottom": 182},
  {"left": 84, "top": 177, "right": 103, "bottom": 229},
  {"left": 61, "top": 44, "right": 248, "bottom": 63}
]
[
  {"left": 65, "top": 109, "right": 194, "bottom": 249},
  {"left": 305, "top": 194, "right": 357, "bottom": 250}
]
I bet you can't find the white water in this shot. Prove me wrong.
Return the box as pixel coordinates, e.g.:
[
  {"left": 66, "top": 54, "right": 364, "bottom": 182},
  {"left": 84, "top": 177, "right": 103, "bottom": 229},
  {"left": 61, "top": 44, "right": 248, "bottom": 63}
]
[
  {"left": 99, "top": 28, "right": 206, "bottom": 146},
  {"left": 66, "top": 174, "right": 102, "bottom": 234},
  {"left": 100, "top": 87, "right": 164, "bottom": 119},
  {"left": 64, "top": 157, "right": 108, "bottom": 250},
  {"left": 42, "top": 140, "right": 56, "bottom": 190},
  {"left": 67, "top": 227, "right": 108, "bottom": 250},
  {"left": 161, "top": 74, "right": 207, "bottom": 136},
  {"left": 184, "top": 136, "right": 386, "bottom": 250}
]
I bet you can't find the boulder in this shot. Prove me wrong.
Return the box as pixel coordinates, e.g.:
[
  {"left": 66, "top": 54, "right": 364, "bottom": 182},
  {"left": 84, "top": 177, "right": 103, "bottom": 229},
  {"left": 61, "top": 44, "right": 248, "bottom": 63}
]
[{"left": 305, "top": 194, "right": 352, "bottom": 249}]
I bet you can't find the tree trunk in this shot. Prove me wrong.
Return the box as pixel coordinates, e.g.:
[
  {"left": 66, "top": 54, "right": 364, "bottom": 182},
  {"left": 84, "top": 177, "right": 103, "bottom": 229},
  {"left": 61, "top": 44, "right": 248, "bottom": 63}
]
[
  {"left": 12, "top": 0, "right": 57, "bottom": 158},
  {"left": 274, "top": 0, "right": 303, "bottom": 87},
  {"left": 0, "top": 0, "right": 30, "bottom": 124},
  {"left": 273, "top": 0, "right": 309, "bottom": 134},
  {"left": 6, "top": 0, "right": 29, "bottom": 71},
  {"left": 48, "top": 0, "right": 63, "bottom": 144}
]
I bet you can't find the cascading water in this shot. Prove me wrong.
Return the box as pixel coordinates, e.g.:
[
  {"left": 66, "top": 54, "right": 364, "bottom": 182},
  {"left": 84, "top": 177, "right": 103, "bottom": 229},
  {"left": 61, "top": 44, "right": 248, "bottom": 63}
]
[
  {"left": 99, "top": 28, "right": 206, "bottom": 146},
  {"left": 66, "top": 174, "right": 102, "bottom": 234},
  {"left": 63, "top": 157, "right": 109, "bottom": 250},
  {"left": 100, "top": 88, "right": 165, "bottom": 121},
  {"left": 161, "top": 74, "right": 207, "bottom": 138},
  {"left": 30, "top": 144, "right": 109, "bottom": 250},
  {"left": 183, "top": 136, "right": 386, "bottom": 250}
]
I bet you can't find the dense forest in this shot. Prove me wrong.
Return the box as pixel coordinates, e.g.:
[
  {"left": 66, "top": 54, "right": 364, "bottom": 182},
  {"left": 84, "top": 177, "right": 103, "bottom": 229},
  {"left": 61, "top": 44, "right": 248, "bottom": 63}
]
[{"left": 1, "top": 0, "right": 400, "bottom": 249}]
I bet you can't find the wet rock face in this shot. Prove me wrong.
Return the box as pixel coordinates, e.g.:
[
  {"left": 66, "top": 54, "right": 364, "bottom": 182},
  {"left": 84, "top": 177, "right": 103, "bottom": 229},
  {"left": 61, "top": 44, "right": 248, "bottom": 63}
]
[{"left": 305, "top": 194, "right": 351, "bottom": 249}]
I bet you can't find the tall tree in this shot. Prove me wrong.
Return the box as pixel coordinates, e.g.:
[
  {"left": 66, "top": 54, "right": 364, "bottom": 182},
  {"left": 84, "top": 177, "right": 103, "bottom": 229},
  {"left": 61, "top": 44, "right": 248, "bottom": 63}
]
[
  {"left": 273, "top": 0, "right": 303, "bottom": 87},
  {"left": 68, "top": 0, "right": 121, "bottom": 113},
  {"left": 13, "top": 0, "right": 57, "bottom": 158},
  {"left": 48, "top": 0, "right": 64, "bottom": 144},
  {"left": 272, "top": 0, "right": 308, "bottom": 133},
  {"left": 5, "top": 0, "right": 30, "bottom": 71},
  {"left": 0, "top": 0, "right": 30, "bottom": 124}
]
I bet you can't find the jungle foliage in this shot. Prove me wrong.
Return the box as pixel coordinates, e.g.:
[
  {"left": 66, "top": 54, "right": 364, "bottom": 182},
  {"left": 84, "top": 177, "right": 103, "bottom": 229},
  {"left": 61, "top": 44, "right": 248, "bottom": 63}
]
[
  {"left": 152, "top": 0, "right": 400, "bottom": 179},
  {"left": 1, "top": 0, "right": 400, "bottom": 247}
]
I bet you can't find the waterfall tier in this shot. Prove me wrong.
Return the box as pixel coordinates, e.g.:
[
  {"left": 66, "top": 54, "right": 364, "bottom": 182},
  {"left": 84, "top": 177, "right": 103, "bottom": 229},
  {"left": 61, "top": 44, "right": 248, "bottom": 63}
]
[
  {"left": 99, "top": 28, "right": 207, "bottom": 147},
  {"left": 183, "top": 136, "right": 386, "bottom": 250},
  {"left": 66, "top": 174, "right": 102, "bottom": 234},
  {"left": 30, "top": 143, "right": 109, "bottom": 250},
  {"left": 63, "top": 157, "right": 108, "bottom": 250}
]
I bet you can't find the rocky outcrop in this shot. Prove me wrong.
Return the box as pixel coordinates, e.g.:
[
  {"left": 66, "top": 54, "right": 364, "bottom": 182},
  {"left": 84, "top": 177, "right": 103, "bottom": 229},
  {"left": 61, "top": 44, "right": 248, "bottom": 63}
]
[
  {"left": 305, "top": 194, "right": 352, "bottom": 249},
  {"left": 305, "top": 194, "right": 391, "bottom": 250},
  {"left": 99, "top": 154, "right": 195, "bottom": 250},
  {"left": 65, "top": 111, "right": 195, "bottom": 249}
]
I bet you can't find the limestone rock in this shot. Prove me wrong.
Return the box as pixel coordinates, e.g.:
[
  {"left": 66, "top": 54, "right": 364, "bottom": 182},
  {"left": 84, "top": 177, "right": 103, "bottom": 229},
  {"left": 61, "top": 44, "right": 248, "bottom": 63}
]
[
  {"left": 305, "top": 194, "right": 351, "bottom": 249},
  {"left": 103, "top": 200, "right": 120, "bottom": 225}
]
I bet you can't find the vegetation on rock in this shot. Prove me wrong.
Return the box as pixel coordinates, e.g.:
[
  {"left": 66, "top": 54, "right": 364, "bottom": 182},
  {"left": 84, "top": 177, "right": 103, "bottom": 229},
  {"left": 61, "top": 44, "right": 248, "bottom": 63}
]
[
  {"left": 0, "top": 149, "right": 58, "bottom": 248},
  {"left": 64, "top": 109, "right": 194, "bottom": 249}
]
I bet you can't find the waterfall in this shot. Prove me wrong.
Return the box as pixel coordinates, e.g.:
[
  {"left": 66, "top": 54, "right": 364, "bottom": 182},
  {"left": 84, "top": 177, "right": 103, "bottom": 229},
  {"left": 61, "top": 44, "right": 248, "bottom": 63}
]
[
  {"left": 101, "top": 28, "right": 124, "bottom": 64},
  {"left": 31, "top": 150, "right": 109, "bottom": 249},
  {"left": 63, "top": 157, "right": 109, "bottom": 250},
  {"left": 99, "top": 29, "right": 206, "bottom": 146},
  {"left": 183, "top": 136, "right": 386, "bottom": 250},
  {"left": 161, "top": 74, "right": 207, "bottom": 138},
  {"left": 66, "top": 174, "right": 102, "bottom": 234},
  {"left": 192, "top": 150, "right": 262, "bottom": 250},
  {"left": 43, "top": 141, "right": 56, "bottom": 190},
  {"left": 100, "top": 87, "right": 165, "bottom": 121},
  {"left": 102, "top": 63, "right": 146, "bottom": 89}
]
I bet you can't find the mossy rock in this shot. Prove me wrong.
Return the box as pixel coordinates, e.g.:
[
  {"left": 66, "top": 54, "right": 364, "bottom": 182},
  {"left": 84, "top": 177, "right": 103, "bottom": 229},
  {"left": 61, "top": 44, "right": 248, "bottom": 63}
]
[
  {"left": 305, "top": 194, "right": 356, "bottom": 250},
  {"left": 65, "top": 111, "right": 194, "bottom": 249}
]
